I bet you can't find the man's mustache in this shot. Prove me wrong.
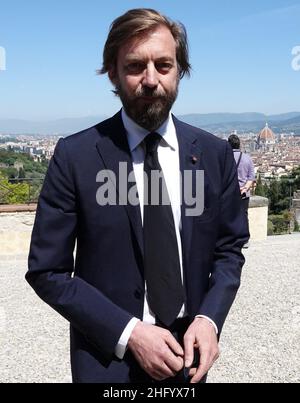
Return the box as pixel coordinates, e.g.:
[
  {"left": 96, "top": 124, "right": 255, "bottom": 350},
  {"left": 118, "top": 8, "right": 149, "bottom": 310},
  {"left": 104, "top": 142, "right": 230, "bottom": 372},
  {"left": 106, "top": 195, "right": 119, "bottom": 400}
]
[{"left": 135, "top": 87, "right": 166, "bottom": 98}]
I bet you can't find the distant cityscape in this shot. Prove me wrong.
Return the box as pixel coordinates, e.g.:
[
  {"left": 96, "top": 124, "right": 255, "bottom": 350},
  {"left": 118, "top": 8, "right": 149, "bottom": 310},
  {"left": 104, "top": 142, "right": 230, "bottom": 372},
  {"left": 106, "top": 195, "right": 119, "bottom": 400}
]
[
  {"left": 219, "top": 124, "right": 300, "bottom": 180},
  {"left": 0, "top": 134, "right": 59, "bottom": 163},
  {"left": 0, "top": 119, "right": 300, "bottom": 181}
]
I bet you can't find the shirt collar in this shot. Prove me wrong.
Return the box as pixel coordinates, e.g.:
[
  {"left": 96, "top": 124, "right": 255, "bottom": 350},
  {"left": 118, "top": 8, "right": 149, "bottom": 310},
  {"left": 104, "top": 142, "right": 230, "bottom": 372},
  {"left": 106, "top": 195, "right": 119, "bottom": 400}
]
[{"left": 121, "top": 108, "right": 177, "bottom": 152}]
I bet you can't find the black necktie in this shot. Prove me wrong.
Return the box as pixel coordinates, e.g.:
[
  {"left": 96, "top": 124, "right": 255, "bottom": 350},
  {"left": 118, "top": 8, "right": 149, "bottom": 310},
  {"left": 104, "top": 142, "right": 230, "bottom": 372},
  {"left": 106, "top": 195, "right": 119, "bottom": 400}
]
[{"left": 143, "top": 132, "right": 185, "bottom": 326}]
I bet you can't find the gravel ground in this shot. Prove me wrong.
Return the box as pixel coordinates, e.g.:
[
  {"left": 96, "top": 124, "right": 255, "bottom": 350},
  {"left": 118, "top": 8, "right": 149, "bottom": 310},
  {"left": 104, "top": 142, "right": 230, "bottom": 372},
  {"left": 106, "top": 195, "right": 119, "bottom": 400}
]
[{"left": 0, "top": 234, "right": 299, "bottom": 383}]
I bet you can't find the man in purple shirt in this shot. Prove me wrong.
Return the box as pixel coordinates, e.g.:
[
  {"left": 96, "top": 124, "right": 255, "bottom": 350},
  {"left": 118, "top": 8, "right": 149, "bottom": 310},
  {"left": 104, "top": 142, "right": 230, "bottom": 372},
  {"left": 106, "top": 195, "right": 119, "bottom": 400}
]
[{"left": 228, "top": 134, "right": 255, "bottom": 247}]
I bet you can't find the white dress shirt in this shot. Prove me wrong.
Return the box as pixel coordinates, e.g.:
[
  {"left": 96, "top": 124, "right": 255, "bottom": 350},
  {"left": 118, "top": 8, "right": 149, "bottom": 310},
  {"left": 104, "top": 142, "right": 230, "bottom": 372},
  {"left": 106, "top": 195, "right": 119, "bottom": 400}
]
[{"left": 115, "top": 109, "right": 217, "bottom": 359}]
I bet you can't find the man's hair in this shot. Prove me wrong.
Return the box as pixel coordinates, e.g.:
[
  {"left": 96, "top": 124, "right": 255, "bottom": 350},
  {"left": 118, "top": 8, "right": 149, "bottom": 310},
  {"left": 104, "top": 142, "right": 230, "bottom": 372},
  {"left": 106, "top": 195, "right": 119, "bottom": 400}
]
[
  {"left": 98, "top": 8, "right": 191, "bottom": 79},
  {"left": 228, "top": 134, "right": 241, "bottom": 150}
]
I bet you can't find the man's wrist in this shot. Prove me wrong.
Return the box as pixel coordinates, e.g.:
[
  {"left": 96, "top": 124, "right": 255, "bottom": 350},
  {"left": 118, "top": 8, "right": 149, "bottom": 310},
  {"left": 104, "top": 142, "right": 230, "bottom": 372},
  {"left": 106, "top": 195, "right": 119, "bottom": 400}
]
[
  {"left": 115, "top": 318, "right": 141, "bottom": 359},
  {"left": 195, "top": 315, "right": 218, "bottom": 335}
]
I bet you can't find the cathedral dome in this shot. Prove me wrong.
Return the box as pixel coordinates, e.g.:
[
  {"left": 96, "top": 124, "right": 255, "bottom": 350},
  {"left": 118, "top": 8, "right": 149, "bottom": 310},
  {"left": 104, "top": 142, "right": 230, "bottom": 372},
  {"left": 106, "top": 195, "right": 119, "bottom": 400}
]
[{"left": 258, "top": 123, "right": 276, "bottom": 144}]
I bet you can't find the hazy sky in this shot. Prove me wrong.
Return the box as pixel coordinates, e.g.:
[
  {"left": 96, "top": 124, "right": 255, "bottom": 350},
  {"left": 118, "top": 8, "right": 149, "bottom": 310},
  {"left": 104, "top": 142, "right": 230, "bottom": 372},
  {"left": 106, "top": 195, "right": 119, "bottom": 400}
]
[{"left": 0, "top": 0, "right": 299, "bottom": 119}]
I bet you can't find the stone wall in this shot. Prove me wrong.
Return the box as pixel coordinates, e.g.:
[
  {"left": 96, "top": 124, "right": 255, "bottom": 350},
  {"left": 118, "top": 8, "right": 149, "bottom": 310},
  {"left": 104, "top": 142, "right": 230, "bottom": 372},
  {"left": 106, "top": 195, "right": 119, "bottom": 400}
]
[
  {"left": 248, "top": 196, "right": 269, "bottom": 241},
  {"left": 0, "top": 206, "right": 36, "bottom": 260},
  {"left": 0, "top": 197, "right": 269, "bottom": 258}
]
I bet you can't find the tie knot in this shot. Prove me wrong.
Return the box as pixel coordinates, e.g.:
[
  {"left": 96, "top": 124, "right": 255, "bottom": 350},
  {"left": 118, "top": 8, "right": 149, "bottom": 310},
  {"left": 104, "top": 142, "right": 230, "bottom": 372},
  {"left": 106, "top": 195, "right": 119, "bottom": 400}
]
[{"left": 144, "top": 132, "right": 162, "bottom": 156}]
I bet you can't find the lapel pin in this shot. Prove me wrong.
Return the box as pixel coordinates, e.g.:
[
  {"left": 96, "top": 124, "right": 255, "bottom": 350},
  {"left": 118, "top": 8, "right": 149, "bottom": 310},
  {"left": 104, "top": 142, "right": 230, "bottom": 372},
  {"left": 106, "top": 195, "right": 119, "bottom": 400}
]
[{"left": 191, "top": 155, "right": 198, "bottom": 164}]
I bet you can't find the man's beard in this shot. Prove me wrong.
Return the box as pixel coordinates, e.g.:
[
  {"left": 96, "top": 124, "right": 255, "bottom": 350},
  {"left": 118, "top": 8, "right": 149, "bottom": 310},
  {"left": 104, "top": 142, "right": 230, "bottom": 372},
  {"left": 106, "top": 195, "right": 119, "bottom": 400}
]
[{"left": 115, "top": 82, "right": 179, "bottom": 132}]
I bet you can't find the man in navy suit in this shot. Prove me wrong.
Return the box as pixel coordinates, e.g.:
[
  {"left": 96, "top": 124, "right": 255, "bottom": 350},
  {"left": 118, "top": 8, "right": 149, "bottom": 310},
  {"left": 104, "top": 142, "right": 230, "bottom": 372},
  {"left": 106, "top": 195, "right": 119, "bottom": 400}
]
[{"left": 26, "top": 8, "right": 249, "bottom": 383}]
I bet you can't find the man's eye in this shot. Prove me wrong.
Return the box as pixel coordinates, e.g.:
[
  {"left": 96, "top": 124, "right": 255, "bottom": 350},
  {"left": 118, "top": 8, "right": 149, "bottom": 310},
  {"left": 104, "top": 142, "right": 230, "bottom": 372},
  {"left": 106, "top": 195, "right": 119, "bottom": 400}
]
[
  {"left": 156, "top": 63, "right": 173, "bottom": 72},
  {"left": 126, "top": 63, "right": 144, "bottom": 73}
]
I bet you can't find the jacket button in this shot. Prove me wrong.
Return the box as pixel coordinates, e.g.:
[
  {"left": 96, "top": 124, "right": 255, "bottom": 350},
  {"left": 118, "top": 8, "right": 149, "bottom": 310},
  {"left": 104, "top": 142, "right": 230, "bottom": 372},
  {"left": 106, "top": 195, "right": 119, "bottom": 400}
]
[{"left": 134, "top": 290, "right": 142, "bottom": 300}]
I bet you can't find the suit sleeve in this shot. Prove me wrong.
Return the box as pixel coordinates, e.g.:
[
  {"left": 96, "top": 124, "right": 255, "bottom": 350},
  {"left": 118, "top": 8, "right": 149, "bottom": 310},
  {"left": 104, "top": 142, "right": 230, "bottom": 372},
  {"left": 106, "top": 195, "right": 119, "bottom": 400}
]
[
  {"left": 26, "top": 138, "right": 133, "bottom": 361},
  {"left": 198, "top": 141, "right": 249, "bottom": 334}
]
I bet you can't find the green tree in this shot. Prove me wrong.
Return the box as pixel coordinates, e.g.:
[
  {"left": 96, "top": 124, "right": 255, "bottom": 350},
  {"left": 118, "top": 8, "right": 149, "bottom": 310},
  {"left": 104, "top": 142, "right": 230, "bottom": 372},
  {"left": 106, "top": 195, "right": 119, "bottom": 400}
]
[
  {"left": 267, "top": 180, "right": 280, "bottom": 214},
  {"left": 255, "top": 175, "right": 267, "bottom": 197},
  {"left": 0, "top": 150, "right": 48, "bottom": 178},
  {"left": 18, "top": 167, "right": 26, "bottom": 180},
  {"left": 283, "top": 210, "right": 293, "bottom": 234},
  {"left": 0, "top": 173, "right": 30, "bottom": 204},
  {"left": 267, "top": 220, "right": 274, "bottom": 236},
  {"left": 269, "top": 214, "right": 289, "bottom": 235}
]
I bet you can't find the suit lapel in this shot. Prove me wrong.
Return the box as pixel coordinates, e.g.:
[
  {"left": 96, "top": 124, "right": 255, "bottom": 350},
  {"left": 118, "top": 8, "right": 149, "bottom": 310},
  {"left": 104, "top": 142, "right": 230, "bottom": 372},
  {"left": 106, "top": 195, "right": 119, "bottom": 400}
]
[
  {"left": 95, "top": 112, "right": 144, "bottom": 257},
  {"left": 173, "top": 116, "right": 204, "bottom": 271}
]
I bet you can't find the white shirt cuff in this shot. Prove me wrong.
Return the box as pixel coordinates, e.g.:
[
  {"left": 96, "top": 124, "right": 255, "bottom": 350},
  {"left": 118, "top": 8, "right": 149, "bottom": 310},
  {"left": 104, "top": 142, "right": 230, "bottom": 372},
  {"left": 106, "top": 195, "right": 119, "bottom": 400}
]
[
  {"left": 114, "top": 317, "right": 140, "bottom": 360},
  {"left": 195, "top": 315, "right": 219, "bottom": 335}
]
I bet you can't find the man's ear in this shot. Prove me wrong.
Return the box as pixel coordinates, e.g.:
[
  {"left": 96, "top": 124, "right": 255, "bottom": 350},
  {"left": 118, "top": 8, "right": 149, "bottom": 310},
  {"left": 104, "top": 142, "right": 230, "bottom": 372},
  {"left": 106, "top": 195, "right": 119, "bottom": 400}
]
[{"left": 108, "top": 68, "right": 117, "bottom": 85}]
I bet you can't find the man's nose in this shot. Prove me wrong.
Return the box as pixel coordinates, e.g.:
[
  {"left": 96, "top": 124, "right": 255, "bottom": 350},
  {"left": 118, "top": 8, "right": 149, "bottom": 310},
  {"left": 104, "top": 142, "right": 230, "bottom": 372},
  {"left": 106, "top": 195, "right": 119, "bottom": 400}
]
[{"left": 142, "top": 64, "right": 159, "bottom": 88}]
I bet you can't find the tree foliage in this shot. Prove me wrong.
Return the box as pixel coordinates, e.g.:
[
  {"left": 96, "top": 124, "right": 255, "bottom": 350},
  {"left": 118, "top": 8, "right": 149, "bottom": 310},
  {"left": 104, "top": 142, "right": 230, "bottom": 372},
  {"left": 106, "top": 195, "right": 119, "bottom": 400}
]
[
  {"left": 0, "top": 173, "right": 30, "bottom": 204},
  {"left": 255, "top": 168, "right": 300, "bottom": 215},
  {"left": 255, "top": 168, "right": 300, "bottom": 234},
  {"left": 0, "top": 150, "right": 47, "bottom": 204},
  {"left": 0, "top": 150, "right": 48, "bottom": 179}
]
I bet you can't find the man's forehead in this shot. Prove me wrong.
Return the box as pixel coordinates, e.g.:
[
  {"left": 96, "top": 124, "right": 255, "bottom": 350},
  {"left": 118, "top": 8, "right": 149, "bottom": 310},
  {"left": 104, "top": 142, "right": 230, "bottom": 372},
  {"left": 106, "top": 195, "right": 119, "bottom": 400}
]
[{"left": 119, "top": 27, "right": 176, "bottom": 59}]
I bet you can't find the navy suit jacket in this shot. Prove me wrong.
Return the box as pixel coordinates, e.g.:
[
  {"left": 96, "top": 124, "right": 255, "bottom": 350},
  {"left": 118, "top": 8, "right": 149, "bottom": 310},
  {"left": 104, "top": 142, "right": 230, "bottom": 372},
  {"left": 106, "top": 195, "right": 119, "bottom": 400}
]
[{"left": 26, "top": 111, "right": 249, "bottom": 382}]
